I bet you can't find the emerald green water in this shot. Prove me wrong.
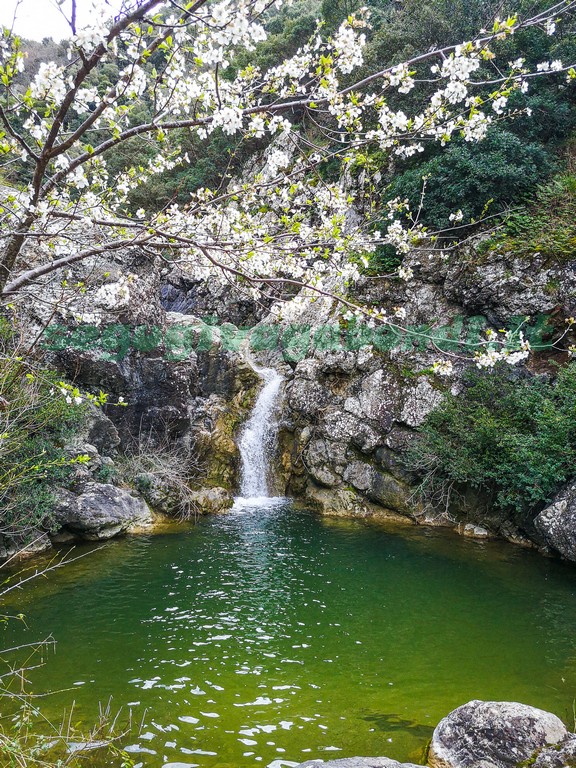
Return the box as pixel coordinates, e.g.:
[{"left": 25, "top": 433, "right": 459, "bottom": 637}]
[{"left": 3, "top": 502, "right": 576, "bottom": 767}]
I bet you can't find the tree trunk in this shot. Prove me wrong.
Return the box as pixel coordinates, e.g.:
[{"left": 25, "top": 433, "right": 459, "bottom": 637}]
[{"left": 0, "top": 217, "right": 34, "bottom": 296}]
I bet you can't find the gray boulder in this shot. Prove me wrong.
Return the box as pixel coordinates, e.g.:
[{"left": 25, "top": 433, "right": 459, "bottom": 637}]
[
  {"left": 54, "top": 483, "right": 153, "bottom": 540},
  {"left": 306, "top": 483, "right": 375, "bottom": 517},
  {"left": 428, "top": 700, "right": 568, "bottom": 768},
  {"left": 534, "top": 482, "right": 576, "bottom": 562},
  {"left": 189, "top": 487, "right": 234, "bottom": 514},
  {"left": 531, "top": 734, "right": 576, "bottom": 768},
  {"left": 295, "top": 760, "right": 423, "bottom": 768}
]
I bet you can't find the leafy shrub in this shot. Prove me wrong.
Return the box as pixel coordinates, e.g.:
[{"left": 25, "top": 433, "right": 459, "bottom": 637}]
[
  {"left": 386, "top": 129, "right": 551, "bottom": 232},
  {"left": 363, "top": 243, "right": 403, "bottom": 275},
  {"left": 0, "top": 324, "right": 87, "bottom": 541},
  {"left": 480, "top": 173, "right": 576, "bottom": 264},
  {"left": 407, "top": 364, "right": 576, "bottom": 519}
]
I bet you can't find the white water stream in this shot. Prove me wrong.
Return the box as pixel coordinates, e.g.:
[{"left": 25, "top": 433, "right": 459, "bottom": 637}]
[{"left": 236, "top": 365, "right": 284, "bottom": 504}]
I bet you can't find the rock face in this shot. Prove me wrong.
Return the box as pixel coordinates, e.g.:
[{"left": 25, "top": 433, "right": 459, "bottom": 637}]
[
  {"left": 52, "top": 311, "right": 260, "bottom": 483},
  {"left": 428, "top": 700, "right": 568, "bottom": 768},
  {"left": 53, "top": 483, "right": 153, "bottom": 540},
  {"left": 534, "top": 482, "right": 576, "bottom": 562},
  {"left": 282, "top": 347, "right": 440, "bottom": 523},
  {"left": 161, "top": 271, "right": 272, "bottom": 326},
  {"left": 273, "top": 236, "right": 576, "bottom": 550},
  {"left": 295, "top": 759, "right": 424, "bottom": 768}
]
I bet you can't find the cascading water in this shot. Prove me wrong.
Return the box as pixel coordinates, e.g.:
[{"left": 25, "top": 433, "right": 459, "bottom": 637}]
[{"left": 236, "top": 365, "right": 284, "bottom": 502}]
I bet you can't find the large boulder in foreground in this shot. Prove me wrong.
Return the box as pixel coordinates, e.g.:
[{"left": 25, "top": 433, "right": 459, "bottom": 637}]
[
  {"left": 53, "top": 483, "right": 153, "bottom": 540},
  {"left": 428, "top": 700, "right": 568, "bottom": 768},
  {"left": 534, "top": 482, "right": 576, "bottom": 562},
  {"left": 295, "top": 759, "right": 424, "bottom": 768}
]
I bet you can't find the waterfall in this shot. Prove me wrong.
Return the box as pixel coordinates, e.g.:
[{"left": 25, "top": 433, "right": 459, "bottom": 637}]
[{"left": 236, "top": 366, "right": 284, "bottom": 503}]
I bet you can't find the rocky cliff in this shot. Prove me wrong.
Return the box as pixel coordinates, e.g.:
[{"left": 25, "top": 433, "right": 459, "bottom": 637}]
[
  {"left": 266, "top": 240, "right": 576, "bottom": 559},
  {"left": 5, "top": 228, "right": 576, "bottom": 563}
]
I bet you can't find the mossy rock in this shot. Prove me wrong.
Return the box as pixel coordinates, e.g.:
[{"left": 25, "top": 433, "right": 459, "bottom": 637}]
[{"left": 201, "top": 377, "right": 261, "bottom": 490}]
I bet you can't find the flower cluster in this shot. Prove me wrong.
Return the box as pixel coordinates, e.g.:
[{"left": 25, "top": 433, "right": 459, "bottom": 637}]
[
  {"left": 94, "top": 274, "right": 137, "bottom": 310},
  {"left": 0, "top": 0, "right": 572, "bottom": 375},
  {"left": 431, "top": 360, "right": 454, "bottom": 377},
  {"left": 474, "top": 331, "right": 531, "bottom": 368},
  {"left": 55, "top": 381, "right": 126, "bottom": 408}
]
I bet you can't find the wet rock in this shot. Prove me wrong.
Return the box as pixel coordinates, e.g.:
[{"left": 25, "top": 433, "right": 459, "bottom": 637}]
[
  {"left": 189, "top": 487, "right": 234, "bottom": 514},
  {"left": 460, "top": 523, "right": 491, "bottom": 539},
  {"left": 534, "top": 482, "right": 576, "bottom": 562},
  {"left": 306, "top": 483, "right": 375, "bottom": 517},
  {"left": 295, "top": 759, "right": 424, "bottom": 768},
  {"left": 54, "top": 483, "right": 153, "bottom": 540},
  {"left": 0, "top": 530, "right": 51, "bottom": 561},
  {"left": 428, "top": 700, "right": 568, "bottom": 768},
  {"left": 367, "top": 470, "right": 412, "bottom": 515},
  {"left": 192, "top": 393, "right": 246, "bottom": 489}
]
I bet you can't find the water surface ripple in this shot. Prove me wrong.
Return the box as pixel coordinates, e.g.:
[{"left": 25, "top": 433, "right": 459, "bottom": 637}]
[{"left": 4, "top": 503, "right": 576, "bottom": 767}]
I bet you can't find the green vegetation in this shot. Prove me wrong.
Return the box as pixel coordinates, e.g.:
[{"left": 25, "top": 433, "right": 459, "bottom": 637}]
[
  {"left": 362, "top": 243, "right": 403, "bottom": 275},
  {"left": 480, "top": 172, "right": 576, "bottom": 264},
  {"left": 387, "top": 130, "right": 551, "bottom": 232},
  {"left": 408, "top": 363, "right": 576, "bottom": 519},
  {"left": 0, "top": 320, "right": 87, "bottom": 543},
  {"left": 15, "top": 0, "right": 575, "bottom": 231},
  {"left": 322, "top": 0, "right": 576, "bottom": 272}
]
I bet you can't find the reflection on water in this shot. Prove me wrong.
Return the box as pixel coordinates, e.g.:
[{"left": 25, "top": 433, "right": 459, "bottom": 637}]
[
  {"left": 3, "top": 502, "right": 576, "bottom": 767},
  {"left": 362, "top": 713, "right": 434, "bottom": 740}
]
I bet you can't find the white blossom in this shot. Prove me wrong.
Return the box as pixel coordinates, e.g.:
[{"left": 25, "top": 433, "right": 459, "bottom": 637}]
[
  {"left": 212, "top": 105, "right": 243, "bottom": 134},
  {"left": 432, "top": 360, "right": 454, "bottom": 376},
  {"left": 398, "top": 265, "right": 414, "bottom": 281}
]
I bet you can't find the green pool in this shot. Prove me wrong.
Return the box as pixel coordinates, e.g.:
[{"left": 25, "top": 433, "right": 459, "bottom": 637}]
[{"left": 3, "top": 502, "right": 576, "bottom": 767}]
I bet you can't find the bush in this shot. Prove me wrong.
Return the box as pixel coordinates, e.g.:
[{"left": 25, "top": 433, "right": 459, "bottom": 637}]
[
  {"left": 116, "top": 435, "right": 200, "bottom": 520},
  {"left": 407, "top": 363, "right": 576, "bottom": 519},
  {"left": 0, "top": 322, "right": 87, "bottom": 541},
  {"left": 480, "top": 173, "right": 576, "bottom": 264},
  {"left": 362, "top": 243, "right": 403, "bottom": 275},
  {"left": 386, "top": 129, "right": 551, "bottom": 232}
]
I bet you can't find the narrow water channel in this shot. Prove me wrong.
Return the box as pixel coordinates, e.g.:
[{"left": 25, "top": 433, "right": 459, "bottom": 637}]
[{"left": 3, "top": 502, "right": 576, "bottom": 767}]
